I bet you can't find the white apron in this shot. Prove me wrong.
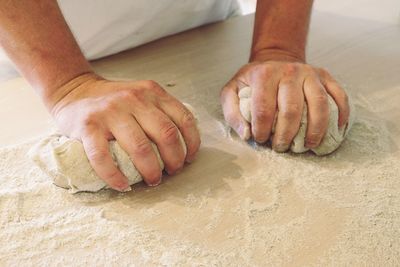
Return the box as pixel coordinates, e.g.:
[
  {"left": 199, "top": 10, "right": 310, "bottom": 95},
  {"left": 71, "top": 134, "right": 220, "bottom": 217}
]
[{"left": 57, "top": 0, "right": 240, "bottom": 60}]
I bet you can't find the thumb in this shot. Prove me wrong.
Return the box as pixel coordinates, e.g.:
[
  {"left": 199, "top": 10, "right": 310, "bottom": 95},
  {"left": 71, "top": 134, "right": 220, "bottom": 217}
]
[{"left": 220, "top": 81, "right": 251, "bottom": 140}]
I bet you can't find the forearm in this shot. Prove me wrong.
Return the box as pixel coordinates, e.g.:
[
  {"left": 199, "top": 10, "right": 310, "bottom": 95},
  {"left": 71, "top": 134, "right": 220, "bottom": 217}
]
[
  {"left": 250, "top": 0, "right": 313, "bottom": 62},
  {"left": 0, "top": 0, "right": 92, "bottom": 109}
]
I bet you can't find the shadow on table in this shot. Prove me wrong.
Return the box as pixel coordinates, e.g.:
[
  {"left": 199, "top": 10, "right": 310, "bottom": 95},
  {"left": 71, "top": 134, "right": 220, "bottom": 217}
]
[{"left": 73, "top": 145, "right": 244, "bottom": 207}]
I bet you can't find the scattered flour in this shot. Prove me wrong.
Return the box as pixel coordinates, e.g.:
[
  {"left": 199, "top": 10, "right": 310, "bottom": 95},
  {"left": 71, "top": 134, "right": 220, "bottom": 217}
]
[{"left": 0, "top": 98, "right": 399, "bottom": 266}]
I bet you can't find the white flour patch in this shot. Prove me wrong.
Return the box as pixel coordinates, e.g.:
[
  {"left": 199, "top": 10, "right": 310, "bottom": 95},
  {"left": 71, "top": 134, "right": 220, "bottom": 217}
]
[{"left": 1, "top": 97, "right": 400, "bottom": 265}]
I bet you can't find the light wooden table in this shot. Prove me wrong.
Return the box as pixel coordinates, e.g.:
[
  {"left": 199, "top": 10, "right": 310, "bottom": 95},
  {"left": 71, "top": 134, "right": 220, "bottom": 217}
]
[{"left": 1, "top": 12, "right": 400, "bottom": 266}]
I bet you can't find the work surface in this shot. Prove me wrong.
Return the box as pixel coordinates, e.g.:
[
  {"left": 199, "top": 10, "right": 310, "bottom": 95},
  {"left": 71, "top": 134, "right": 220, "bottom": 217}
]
[{"left": 1, "top": 12, "right": 400, "bottom": 266}]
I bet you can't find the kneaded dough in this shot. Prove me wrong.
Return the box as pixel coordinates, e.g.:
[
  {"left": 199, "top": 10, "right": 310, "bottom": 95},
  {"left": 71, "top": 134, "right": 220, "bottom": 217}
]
[
  {"left": 238, "top": 86, "right": 354, "bottom": 155},
  {"left": 29, "top": 104, "right": 195, "bottom": 193}
]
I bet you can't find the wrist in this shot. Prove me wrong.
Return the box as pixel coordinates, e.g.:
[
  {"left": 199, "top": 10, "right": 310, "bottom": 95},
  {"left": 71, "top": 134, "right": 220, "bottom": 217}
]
[
  {"left": 44, "top": 72, "right": 101, "bottom": 114},
  {"left": 250, "top": 48, "right": 305, "bottom": 63}
]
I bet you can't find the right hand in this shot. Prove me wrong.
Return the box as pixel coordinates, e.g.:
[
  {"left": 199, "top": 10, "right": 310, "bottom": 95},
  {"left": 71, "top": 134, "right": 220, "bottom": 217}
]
[{"left": 48, "top": 73, "right": 201, "bottom": 191}]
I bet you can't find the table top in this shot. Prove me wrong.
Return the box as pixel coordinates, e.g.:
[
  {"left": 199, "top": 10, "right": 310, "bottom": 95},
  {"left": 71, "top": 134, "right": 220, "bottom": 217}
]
[{"left": 1, "top": 11, "right": 400, "bottom": 266}]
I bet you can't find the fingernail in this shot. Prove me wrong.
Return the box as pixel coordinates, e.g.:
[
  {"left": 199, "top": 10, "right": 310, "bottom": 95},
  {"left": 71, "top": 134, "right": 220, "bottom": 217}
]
[
  {"left": 148, "top": 178, "right": 162, "bottom": 187},
  {"left": 274, "top": 143, "right": 289, "bottom": 152},
  {"left": 255, "top": 137, "right": 268, "bottom": 144},
  {"left": 118, "top": 185, "right": 132, "bottom": 192}
]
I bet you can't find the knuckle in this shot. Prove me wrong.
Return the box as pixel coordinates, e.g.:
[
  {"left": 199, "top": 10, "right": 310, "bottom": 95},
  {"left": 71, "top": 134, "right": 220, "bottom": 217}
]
[
  {"left": 103, "top": 100, "right": 118, "bottom": 112},
  {"left": 256, "top": 63, "right": 274, "bottom": 76},
  {"left": 131, "top": 138, "right": 153, "bottom": 156},
  {"left": 284, "top": 63, "right": 300, "bottom": 75},
  {"left": 314, "top": 92, "right": 329, "bottom": 106},
  {"left": 303, "top": 64, "right": 314, "bottom": 73},
  {"left": 143, "top": 80, "right": 165, "bottom": 95},
  {"left": 160, "top": 122, "right": 180, "bottom": 144},
  {"left": 82, "top": 112, "right": 99, "bottom": 129},
  {"left": 181, "top": 108, "right": 196, "bottom": 128},
  {"left": 253, "top": 109, "right": 272, "bottom": 123},
  {"left": 281, "top": 103, "right": 302, "bottom": 119},
  {"left": 119, "top": 89, "right": 140, "bottom": 102},
  {"left": 86, "top": 148, "right": 109, "bottom": 163},
  {"left": 318, "top": 68, "right": 330, "bottom": 78},
  {"left": 253, "top": 102, "right": 273, "bottom": 122},
  {"left": 142, "top": 80, "right": 159, "bottom": 89}
]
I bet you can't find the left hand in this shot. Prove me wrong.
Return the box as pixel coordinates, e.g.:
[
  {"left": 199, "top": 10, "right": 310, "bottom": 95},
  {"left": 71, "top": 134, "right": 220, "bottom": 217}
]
[{"left": 220, "top": 58, "right": 350, "bottom": 152}]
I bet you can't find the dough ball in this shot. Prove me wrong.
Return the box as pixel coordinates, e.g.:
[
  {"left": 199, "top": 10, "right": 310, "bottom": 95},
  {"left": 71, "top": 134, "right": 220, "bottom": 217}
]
[{"left": 238, "top": 86, "right": 354, "bottom": 156}]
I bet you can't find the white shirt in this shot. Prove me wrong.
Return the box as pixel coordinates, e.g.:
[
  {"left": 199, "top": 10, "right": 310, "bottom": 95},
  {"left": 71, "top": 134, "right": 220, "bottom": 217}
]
[{"left": 58, "top": 0, "right": 240, "bottom": 60}]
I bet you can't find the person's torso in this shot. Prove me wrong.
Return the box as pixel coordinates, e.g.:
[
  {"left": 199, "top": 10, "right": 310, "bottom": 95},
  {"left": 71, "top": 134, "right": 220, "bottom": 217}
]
[{"left": 58, "top": 0, "right": 240, "bottom": 59}]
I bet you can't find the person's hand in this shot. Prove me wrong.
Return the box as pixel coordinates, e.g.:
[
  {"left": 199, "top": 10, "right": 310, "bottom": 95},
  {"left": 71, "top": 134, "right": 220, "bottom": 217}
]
[
  {"left": 220, "top": 58, "right": 349, "bottom": 152},
  {"left": 48, "top": 73, "right": 200, "bottom": 191}
]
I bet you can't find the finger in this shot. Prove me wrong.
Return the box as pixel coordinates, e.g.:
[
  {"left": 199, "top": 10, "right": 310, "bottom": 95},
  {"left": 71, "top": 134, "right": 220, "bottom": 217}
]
[
  {"left": 81, "top": 130, "right": 130, "bottom": 192},
  {"left": 158, "top": 99, "right": 201, "bottom": 163},
  {"left": 272, "top": 77, "right": 304, "bottom": 152},
  {"left": 133, "top": 106, "right": 185, "bottom": 175},
  {"left": 318, "top": 69, "right": 350, "bottom": 127},
  {"left": 250, "top": 67, "right": 277, "bottom": 143},
  {"left": 110, "top": 116, "right": 162, "bottom": 186},
  {"left": 303, "top": 76, "right": 330, "bottom": 148},
  {"left": 220, "top": 80, "right": 251, "bottom": 140}
]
